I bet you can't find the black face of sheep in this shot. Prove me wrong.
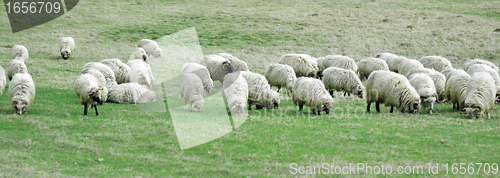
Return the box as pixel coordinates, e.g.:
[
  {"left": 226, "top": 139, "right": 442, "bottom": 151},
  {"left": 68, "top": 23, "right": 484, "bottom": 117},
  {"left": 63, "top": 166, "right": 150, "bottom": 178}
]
[
  {"left": 408, "top": 102, "right": 420, "bottom": 114},
  {"left": 465, "top": 107, "right": 481, "bottom": 119},
  {"left": 61, "top": 51, "right": 69, "bottom": 60},
  {"left": 143, "top": 55, "right": 147, "bottom": 62},
  {"left": 356, "top": 91, "right": 363, "bottom": 99},
  {"left": 273, "top": 102, "right": 279, "bottom": 109},
  {"left": 222, "top": 61, "right": 234, "bottom": 74},
  {"left": 13, "top": 101, "right": 27, "bottom": 115}
]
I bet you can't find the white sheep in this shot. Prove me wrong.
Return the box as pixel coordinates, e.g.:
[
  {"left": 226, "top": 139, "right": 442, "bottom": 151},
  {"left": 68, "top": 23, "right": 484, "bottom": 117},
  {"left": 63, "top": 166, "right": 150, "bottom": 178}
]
[
  {"left": 375, "top": 53, "right": 403, "bottom": 72},
  {"left": 138, "top": 39, "right": 162, "bottom": 58},
  {"left": 264, "top": 63, "right": 297, "bottom": 96},
  {"left": 181, "top": 63, "right": 214, "bottom": 93},
  {"left": 464, "top": 59, "right": 499, "bottom": 74},
  {"left": 7, "top": 59, "right": 28, "bottom": 81},
  {"left": 100, "top": 58, "right": 131, "bottom": 84},
  {"left": 399, "top": 58, "right": 424, "bottom": 77},
  {"left": 357, "top": 57, "right": 389, "bottom": 81},
  {"left": 419, "top": 56, "right": 453, "bottom": 72},
  {"left": 83, "top": 62, "right": 118, "bottom": 89},
  {"left": 406, "top": 68, "right": 447, "bottom": 103},
  {"left": 11, "top": 45, "right": 28, "bottom": 62},
  {"left": 60, "top": 37, "right": 75, "bottom": 60},
  {"left": 218, "top": 53, "right": 249, "bottom": 72},
  {"left": 375, "top": 53, "right": 398, "bottom": 60},
  {"left": 464, "top": 72, "right": 496, "bottom": 119},
  {"left": 9, "top": 73, "right": 35, "bottom": 115},
  {"left": 366, "top": 70, "right": 421, "bottom": 113},
  {"left": 129, "top": 60, "right": 154, "bottom": 89},
  {"left": 321, "top": 67, "right": 364, "bottom": 99},
  {"left": 466, "top": 64, "right": 500, "bottom": 101},
  {"left": 222, "top": 71, "right": 249, "bottom": 115},
  {"left": 180, "top": 73, "right": 204, "bottom": 112},
  {"left": 292, "top": 77, "right": 334, "bottom": 115},
  {"left": 445, "top": 72, "right": 470, "bottom": 110},
  {"left": 409, "top": 73, "right": 437, "bottom": 114},
  {"left": 318, "top": 55, "right": 358, "bottom": 73},
  {"left": 132, "top": 47, "right": 148, "bottom": 61},
  {"left": 199, "top": 54, "right": 234, "bottom": 83},
  {"left": 0, "top": 66, "right": 5, "bottom": 96},
  {"left": 81, "top": 68, "right": 107, "bottom": 98},
  {"left": 442, "top": 68, "right": 468, "bottom": 81},
  {"left": 74, "top": 73, "right": 108, "bottom": 116},
  {"left": 240, "top": 71, "right": 280, "bottom": 110},
  {"left": 278, "top": 54, "right": 318, "bottom": 78},
  {"left": 107, "top": 83, "right": 156, "bottom": 104}
]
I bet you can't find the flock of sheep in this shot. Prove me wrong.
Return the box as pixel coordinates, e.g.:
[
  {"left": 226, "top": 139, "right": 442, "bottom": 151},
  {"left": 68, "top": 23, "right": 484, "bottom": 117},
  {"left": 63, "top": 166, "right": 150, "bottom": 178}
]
[{"left": 0, "top": 37, "right": 498, "bottom": 119}]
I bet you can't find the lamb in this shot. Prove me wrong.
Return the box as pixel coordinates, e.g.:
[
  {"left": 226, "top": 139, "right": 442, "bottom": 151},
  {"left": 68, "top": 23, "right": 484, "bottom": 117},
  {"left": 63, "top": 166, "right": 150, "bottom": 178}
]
[
  {"left": 180, "top": 73, "right": 204, "bottom": 112},
  {"left": 463, "top": 59, "right": 499, "bottom": 74},
  {"left": 132, "top": 47, "right": 148, "bottom": 61},
  {"left": 418, "top": 56, "right": 453, "bottom": 72},
  {"left": 181, "top": 63, "right": 214, "bottom": 93},
  {"left": 466, "top": 64, "right": 500, "bottom": 101},
  {"left": 83, "top": 62, "right": 118, "bottom": 89},
  {"left": 218, "top": 53, "right": 249, "bottom": 72},
  {"left": 278, "top": 54, "right": 318, "bottom": 78},
  {"left": 129, "top": 60, "right": 154, "bottom": 89},
  {"left": 74, "top": 73, "right": 108, "bottom": 116},
  {"left": 199, "top": 54, "right": 234, "bottom": 83},
  {"left": 366, "top": 70, "right": 421, "bottom": 113},
  {"left": 107, "top": 83, "right": 156, "bottom": 104},
  {"left": 357, "top": 57, "right": 389, "bottom": 81},
  {"left": 240, "top": 71, "right": 280, "bottom": 110},
  {"left": 11, "top": 45, "right": 28, "bottom": 62},
  {"left": 445, "top": 72, "right": 470, "bottom": 110},
  {"left": 464, "top": 72, "right": 496, "bottom": 119},
  {"left": 100, "top": 58, "right": 131, "bottom": 84},
  {"left": 60, "top": 37, "right": 75, "bottom": 60},
  {"left": 406, "top": 68, "right": 447, "bottom": 103},
  {"left": 222, "top": 71, "right": 248, "bottom": 115},
  {"left": 318, "top": 55, "right": 357, "bottom": 72},
  {"left": 442, "top": 68, "right": 468, "bottom": 81},
  {"left": 408, "top": 73, "right": 437, "bottom": 114},
  {"left": 292, "top": 77, "right": 334, "bottom": 115},
  {"left": 398, "top": 58, "right": 424, "bottom": 77},
  {"left": 138, "top": 39, "right": 162, "bottom": 58},
  {"left": 264, "top": 63, "right": 297, "bottom": 96},
  {"left": 9, "top": 73, "right": 35, "bottom": 115},
  {"left": 7, "top": 59, "right": 28, "bottom": 80},
  {"left": 321, "top": 67, "right": 364, "bottom": 99},
  {"left": 0, "top": 66, "right": 5, "bottom": 96}
]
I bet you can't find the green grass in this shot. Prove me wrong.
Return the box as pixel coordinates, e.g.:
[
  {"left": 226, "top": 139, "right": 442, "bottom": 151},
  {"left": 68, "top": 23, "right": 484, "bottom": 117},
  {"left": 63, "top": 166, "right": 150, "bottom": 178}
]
[{"left": 1, "top": 0, "right": 500, "bottom": 177}]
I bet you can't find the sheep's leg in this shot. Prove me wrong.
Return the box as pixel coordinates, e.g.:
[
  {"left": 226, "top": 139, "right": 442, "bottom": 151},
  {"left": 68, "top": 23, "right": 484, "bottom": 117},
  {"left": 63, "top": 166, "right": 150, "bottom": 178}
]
[
  {"left": 277, "top": 87, "right": 281, "bottom": 93},
  {"left": 367, "top": 102, "right": 371, "bottom": 113},
  {"left": 329, "top": 90, "right": 334, "bottom": 97},
  {"left": 453, "top": 103, "right": 456, "bottom": 110},
  {"left": 287, "top": 90, "right": 290, "bottom": 96},
  {"left": 429, "top": 109, "right": 433, "bottom": 114},
  {"left": 248, "top": 103, "right": 252, "bottom": 110},
  {"left": 317, "top": 110, "right": 321, "bottom": 115},
  {"left": 184, "top": 101, "right": 188, "bottom": 110},
  {"left": 94, "top": 104, "right": 99, "bottom": 116},
  {"left": 347, "top": 92, "right": 351, "bottom": 97},
  {"left": 376, "top": 103, "right": 381, "bottom": 113},
  {"left": 389, "top": 106, "right": 393, "bottom": 113},
  {"left": 299, "top": 105, "right": 303, "bottom": 113},
  {"left": 256, "top": 105, "right": 263, "bottom": 110},
  {"left": 344, "top": 91, "right": 347, "bottom": 96},
  {"left": 487, "top": 112, "right": 491, "bottom": 119},
  {"left": 84, "top": 104, "right": 89, "bottom": 116}
]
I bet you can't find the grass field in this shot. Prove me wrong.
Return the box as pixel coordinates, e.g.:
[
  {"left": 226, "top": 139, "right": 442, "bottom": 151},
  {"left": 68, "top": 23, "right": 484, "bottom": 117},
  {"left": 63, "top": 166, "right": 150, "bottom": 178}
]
[{"left": 1, "top": 0, "right": 500, "bottom": 177}]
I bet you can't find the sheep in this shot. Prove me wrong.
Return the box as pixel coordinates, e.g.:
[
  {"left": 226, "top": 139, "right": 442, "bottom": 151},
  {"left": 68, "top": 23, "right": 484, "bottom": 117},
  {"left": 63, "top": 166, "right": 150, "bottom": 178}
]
[
  {"left": 318, "top": 55, "right": 357, "bottom": 73},
  {"left": 278, "top": 54, "right": 318, "bottom": 78},
  {"left": 100, "top": 58, "right": 131, "bottom": 84},
  {"left": 408, "top": 73, "right": 437, "bottom": 114},
  {"left": 0, "top": 66, "right": 5, "bottom": 96},
  {"left": 442, "top": 68, "right": 468, "bottom": 81},
  {"left": 240, "top": 71, "right": 280, "bottom": 110},
  {"left": 399, "top": 58, "right": 424, "bottom": 77},
  {"left": 81, "top": 68, "right": 107, "bottom": 98},
  {"left": 419, "top": 56, "right": 453, "bottom": 72},
  {"left": 366, "top": 70, "right": 421, "bottom": 113},
  {"left": 463, "top": 59, "right": 499, "bottom": 74},
  {"left": 181, "top": 63, "right": 214, "bottom": 93},
  {"left": 138, "top": 39, "right": 162, "bottom": 58},
  {"left": 292, "top": 77, "right": 334, "bottom": 115},
  {"left": 445, "top": 72, "right": 470, "bottom": 110},
  {"left": 74, "top": 73, "right": 108, "bottom": 116},
  {"left": 464, "top": 72, "right": 496, "bottom": 119},
  {"left": 132, "top": 47, "right": 148, "bottom": 61},
  {"left": 199, "top": 54, "right": 234, "bottom": 83},
  {"left": 107, "top": 83, "right": 156, "bottom": 104},
  {"left": 218, "top": 53, "right": 249, "bottom": 72},
  {"left": 9, "top": 73, "right": 35, "bottom": 115},
  {"left": 375, "top": 53, "right": 403, "bottom": 72},
  {"left": 7, "top": 59, "right": 28, "bottom": 81},
  {"left": 11, "top": 45, "right": 28, "bottom": 62},
  {"left": 264, "top": 63, "right": 297, "bottom": 96},
  {"left": 180, "top": 73, "right": 204, "bottom": 112},
  {"left": 406, "top": 68, "right": 447, "bottom": 103},
  {"left": 222, "top": 71, "right": 248, "bottom": 115},
  {"left": 357, "top": 57, "right": 389, "bottom": 81},
  {"left": 321, "top": 67, "right": 364, "bottom": 99},
  {"left": 466, "top": 64, "right": 500, "bottom": 101},
  {"left": 128, "top": 60, "right": 154, "bottom": 89},
  {"left": 83, "top": 62, "right": 118, "bottom": 89},
  {"left": 60, "top": 37, "right": 75, "bottom": 60}
]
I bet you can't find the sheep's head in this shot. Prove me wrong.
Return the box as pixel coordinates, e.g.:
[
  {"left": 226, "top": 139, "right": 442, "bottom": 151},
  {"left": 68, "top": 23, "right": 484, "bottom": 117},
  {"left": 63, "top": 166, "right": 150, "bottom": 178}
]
[
  {"left": 204, "top": 83, "right": 214, "bottom": 94},
  {"left": 222, "top": 61, "right": 234, "bottom": 74},
  {"left": 356, "top": 86, "right": 364, "bottom": 99},
  {"left": 465, "top": 106, "right": 482, "bottom": 119},
  {"left": 191, "top": 99, "right": 204, "bottom": 112},
  {"left": 136, "top": 90, "right": 157, "bottom": 104},
  {"left": 12, "top": 97, "right": 29, "bottom": 115},
  {"left": 89, "top": 88, "right": 104, "bottom": 105},
  {"left": 230, "top": 101, "right": 246, "bottom": 115},
  {"left": 421, "top": 96, "right": 436, "bottom": 110},
  {"left": 61, "top": 50, "right": 70, "bottom": 60},
  {"left": 407, "top": 100, "right": 421, "bottom": 114},
  {"left": 153, "top": 48, "right": 162, "bottom": 58},
  {"left": 134, "top": 48, "right": 148, "bottom": 61}
]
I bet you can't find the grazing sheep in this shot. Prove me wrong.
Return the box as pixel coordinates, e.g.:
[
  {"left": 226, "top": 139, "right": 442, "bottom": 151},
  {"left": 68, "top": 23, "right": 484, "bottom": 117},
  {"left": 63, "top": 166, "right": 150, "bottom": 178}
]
[
  {"left": 409, "top": 73, "right": 437, "bottom": 114},
  {"left": 9, "top": 73, "right": 35, "bottom": 115},
  {"left": 11, "top": 45, "right": 28, "bottom": 62},
  {"left": 318, "top": 55, "right": 357, "bottom": 72},
  {"left": 81, "top": 68, "right": 107, "bottom": 98},
  {"left": 0, "top": 66, "right": 5, "bottom": 95},
  {"left": 292, "top": 77, "right": 333, "bottom": 115},
  {"left": 218, "top": 53, "right": 249, "bottom": 72},
  {"left": 464, "top": 59, "right": 499, "bottom": 74},
  {"left": 464, "top": 72, "right": 496, "bottom": 119},
  {"left": 445, "top": 72, "right": 470, "bottom": 110},
  {"left": 100, "top": 58, "right": 131, "bottom": 84},
  {"left": 60, "top": 37, "right": 75, "bottom": 60},
  {"left": 375, "top": 53, "right": 404, "bottom": 72},
  {"left": 375, "top": 53, "right": 398, "bottom": 60},
  {"left": 107, "top": 83, "right": 156, "bottom": 104},
  {"left": 7, "top": 59, "right": 28, "bottom": 81},
  {"left": 180, "top": 73, "right": 204, "bottom": 112},
  {"left": 321, "top": 67, "right": 364, "bottom": 99},
  {"left": 138, "top": 39, "right": 162, "bottom": 58},
  {"left": 74, "top": 73, "right": 108, "bottom": 116},
  {"left": 406, "top": 68, "right": 447, "bottom": 103},
  {"left": 181, "top": 63, "right": 214, "bottom": 93},
  {"left": 132, "top": 47, "right": 148, "bottom": 61},
  {"left": 83, "top": 62, "right": 118, "bottom": 89},
  {"left": 240, "top": 71, "right": 280, "bottom": 110},
  {"left": 264, "top": 63, "right": 297, "bottom": 96},
  {"left": 222, "top": 71, "right": 248, "bottom": 115},
  {"left": 278, "top": 54, "right": 318, "bottom": 78},
  {"left": 129, "top": 60, "right": 154, "bottom": 89},
  {"left": 442, "top": 68, "right": 468, "bottom": 81},
  {"left": 199, "top": 54, "right": 234, "bottom": 83},
  {"left": 466, "top": 64, "right": 500, "bottom": 100},
  {"left": 366, "top": 71, "right": 421, "bottom": 113},
  {"left": 419, "top": 56, "right": 452, "bottom": 72},
  {"left": 399, "top": 59, "right": 424, "bottom": 77},
  {"left": 357, "top": 57, "right": 389, "bottom": 81}
]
